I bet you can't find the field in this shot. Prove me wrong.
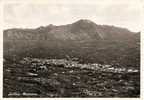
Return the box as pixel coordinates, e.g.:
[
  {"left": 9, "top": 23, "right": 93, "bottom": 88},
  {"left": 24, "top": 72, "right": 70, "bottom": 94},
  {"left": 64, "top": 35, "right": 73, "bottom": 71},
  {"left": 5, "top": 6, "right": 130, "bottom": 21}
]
[{"left": 3, "top": 57, "right": 140, "bottom": 97}]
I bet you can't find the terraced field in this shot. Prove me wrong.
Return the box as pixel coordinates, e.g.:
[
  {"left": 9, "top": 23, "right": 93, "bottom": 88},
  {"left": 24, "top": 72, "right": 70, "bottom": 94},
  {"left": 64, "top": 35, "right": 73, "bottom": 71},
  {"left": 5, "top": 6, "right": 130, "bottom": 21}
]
[{"left": 3, "top": 58, "right": 140, "bottom": 97}]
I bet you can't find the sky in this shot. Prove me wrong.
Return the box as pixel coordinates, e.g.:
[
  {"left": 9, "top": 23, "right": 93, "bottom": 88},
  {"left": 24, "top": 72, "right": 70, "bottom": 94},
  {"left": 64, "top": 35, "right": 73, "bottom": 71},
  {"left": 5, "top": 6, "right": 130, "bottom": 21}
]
[{"left": 3, "top": 0, "right": 142, "bottom": 32}]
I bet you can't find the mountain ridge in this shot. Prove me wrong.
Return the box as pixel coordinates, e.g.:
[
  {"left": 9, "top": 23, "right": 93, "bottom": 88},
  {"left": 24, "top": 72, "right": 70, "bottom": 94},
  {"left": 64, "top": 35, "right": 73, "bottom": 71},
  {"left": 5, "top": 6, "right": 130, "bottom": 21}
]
[{"left": 4, "top": 19, "right": 137, "bottom": 41}]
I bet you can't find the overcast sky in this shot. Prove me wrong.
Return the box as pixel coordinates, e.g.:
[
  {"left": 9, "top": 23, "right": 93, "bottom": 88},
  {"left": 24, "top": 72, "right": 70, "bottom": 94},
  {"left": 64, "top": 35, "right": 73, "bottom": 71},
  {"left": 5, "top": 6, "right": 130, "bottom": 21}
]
[{"left": 3, "top": 0, "right": 142, "bottom": 32}]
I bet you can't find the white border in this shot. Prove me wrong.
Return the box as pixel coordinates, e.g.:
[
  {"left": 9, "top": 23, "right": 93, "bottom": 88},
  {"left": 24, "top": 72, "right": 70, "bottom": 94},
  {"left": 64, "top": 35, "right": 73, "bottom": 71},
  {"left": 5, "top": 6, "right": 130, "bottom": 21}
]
[{"left": 0, "top": 0, "right": 143, "bottom": 100}]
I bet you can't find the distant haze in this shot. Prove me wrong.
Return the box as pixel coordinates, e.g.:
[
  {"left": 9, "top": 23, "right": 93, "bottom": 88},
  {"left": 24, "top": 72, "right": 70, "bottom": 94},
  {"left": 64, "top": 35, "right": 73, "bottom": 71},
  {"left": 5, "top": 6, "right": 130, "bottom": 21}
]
[{"left": 3, "top": 0, "right": 141, "bottom": 32}]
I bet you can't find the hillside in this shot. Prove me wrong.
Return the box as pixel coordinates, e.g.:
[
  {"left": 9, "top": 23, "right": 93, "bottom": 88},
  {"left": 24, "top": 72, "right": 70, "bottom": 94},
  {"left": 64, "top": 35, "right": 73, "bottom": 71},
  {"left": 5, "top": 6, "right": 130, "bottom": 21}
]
[{"left": 3, "top": 19, "right": 140, "bottom": 67}]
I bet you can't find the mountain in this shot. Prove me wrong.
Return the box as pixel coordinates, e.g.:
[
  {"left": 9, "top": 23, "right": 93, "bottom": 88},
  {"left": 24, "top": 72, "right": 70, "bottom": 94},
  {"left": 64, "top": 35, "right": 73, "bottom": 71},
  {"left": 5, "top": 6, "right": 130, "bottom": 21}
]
[
  {"left": 4, "top": 19, "right": 135, "bottom": 41},
  {"left": 3, "top": 19, "right": 140, "bottom": 67}
]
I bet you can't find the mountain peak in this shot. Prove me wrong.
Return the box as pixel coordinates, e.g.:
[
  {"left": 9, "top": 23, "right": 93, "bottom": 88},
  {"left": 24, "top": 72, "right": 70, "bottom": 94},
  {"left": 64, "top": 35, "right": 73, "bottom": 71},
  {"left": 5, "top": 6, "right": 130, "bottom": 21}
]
[{"left": 73, "top": 19, "right": 96, "bottom": 25}]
